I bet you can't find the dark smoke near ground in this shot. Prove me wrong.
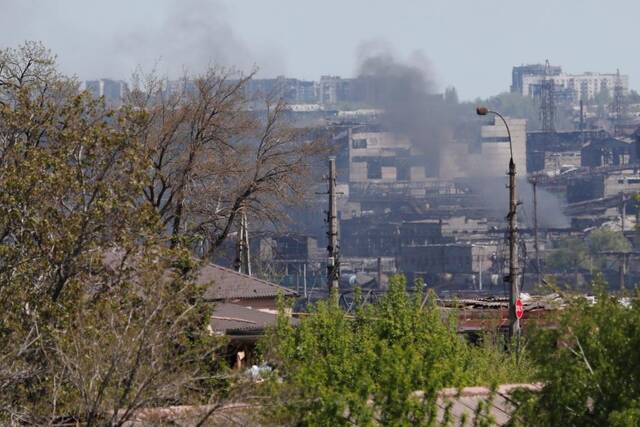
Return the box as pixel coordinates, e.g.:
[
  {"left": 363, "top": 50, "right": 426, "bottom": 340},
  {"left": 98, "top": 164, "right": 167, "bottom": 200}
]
[
  {"left": 464, "top": 178, "right": 570, "bottom": 228},
  {"left": 355, "top": 44, "right": 569, "bottom": 227},
  {"left": 356, "top": 46, "right": 453, "bottom": 175}
]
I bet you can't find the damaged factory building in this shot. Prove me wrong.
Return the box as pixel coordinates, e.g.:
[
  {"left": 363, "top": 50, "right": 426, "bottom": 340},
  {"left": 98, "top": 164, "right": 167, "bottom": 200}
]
[{"left": 219, "top": 61, "right": 640, "bottom": 298}]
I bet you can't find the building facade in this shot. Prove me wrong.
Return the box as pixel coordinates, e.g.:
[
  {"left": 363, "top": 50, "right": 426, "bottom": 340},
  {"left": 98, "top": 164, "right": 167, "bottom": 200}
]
[
  {"left": 85, "top": 79, "right": 128, "bottom": 106},
  {"left": 519, "top": 71, "right": 629, "bottom": 102},
  {"left": 511, "top": 63, "right": 562, "bottom": 94}
]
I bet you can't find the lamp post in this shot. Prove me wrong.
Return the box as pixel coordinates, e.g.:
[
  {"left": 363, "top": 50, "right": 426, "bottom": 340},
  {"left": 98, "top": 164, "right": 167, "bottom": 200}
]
[{"left": 476, "top": 107, "right": 520, "bottom": 341}]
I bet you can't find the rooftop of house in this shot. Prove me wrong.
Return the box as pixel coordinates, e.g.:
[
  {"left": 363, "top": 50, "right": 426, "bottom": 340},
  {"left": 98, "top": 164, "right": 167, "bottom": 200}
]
[
  {"left": 198, "top": 264, "right": 297, "bottom": 301},
  {"left": 210, "top": 303, "right": 298, "bottom": 336}
]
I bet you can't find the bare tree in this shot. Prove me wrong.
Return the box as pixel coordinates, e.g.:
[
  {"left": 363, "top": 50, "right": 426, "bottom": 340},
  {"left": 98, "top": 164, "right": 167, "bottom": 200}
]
[{"left": 129, "top": 69, "right": 326, "bottom": 257}]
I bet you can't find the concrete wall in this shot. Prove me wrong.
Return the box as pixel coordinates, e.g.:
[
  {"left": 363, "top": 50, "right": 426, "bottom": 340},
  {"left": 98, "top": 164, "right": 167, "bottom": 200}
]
[
  {"left": 399, "top": 243, "right": 495, "bottom": 275},
  {"left": 480, "top": 117, "right": 527, "bottom": 176},
  {"left": 604, "top": 173, "right": 640, "bottom": 197}
]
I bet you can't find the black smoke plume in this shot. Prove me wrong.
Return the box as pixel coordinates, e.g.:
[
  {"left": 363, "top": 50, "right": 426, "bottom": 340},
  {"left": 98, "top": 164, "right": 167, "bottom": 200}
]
[{"left": 356, "top": 46, "right": 452, "bottom": 176}]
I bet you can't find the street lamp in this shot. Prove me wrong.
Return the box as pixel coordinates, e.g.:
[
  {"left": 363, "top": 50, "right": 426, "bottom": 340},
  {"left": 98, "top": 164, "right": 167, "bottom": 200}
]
[{"left": 476, "top": 106, "right": 520, "bottom": 342}]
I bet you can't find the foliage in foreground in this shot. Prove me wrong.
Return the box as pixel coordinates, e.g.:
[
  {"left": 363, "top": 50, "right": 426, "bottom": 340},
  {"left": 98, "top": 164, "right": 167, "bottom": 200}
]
[
  {"left": 512, "top": 276, "right": 640, "bottom": 426},
  {"left": 261, "top": 276, "right": 537, "bottom": 426},
  {"left": 0, "top": 41, "right": 318, "bottom": 425},
  {"left": 0, "top": 43, "right": 225, "bottom": 424}
]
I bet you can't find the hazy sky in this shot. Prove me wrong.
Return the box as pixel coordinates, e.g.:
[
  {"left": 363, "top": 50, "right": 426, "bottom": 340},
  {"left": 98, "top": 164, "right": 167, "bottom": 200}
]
[{"left": 1, "top": 0, "right": 636, "bottom": 100}]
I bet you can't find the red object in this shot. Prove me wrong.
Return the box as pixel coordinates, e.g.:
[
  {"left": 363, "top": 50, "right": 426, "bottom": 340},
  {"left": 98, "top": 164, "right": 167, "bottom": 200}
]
[{"left": 515, "top": 299, "right": 524, "bottom": 320}]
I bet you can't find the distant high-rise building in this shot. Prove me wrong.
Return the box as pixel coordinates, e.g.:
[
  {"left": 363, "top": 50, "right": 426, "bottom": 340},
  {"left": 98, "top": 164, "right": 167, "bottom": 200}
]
[
  {"left": 85, "top": 79, "right": 129, "bottom": 106},
  {"left": 245, "top": 76, "right": 319, "bottom": 104},
  {"left": 511, "top": 63, "right": 562, "bottom": 94},
  {"left": 317, "top": 76, "right": 369, "bottom": 106},
  {"left": 512, "top": 64, "right": 629, "bottom": 104}
]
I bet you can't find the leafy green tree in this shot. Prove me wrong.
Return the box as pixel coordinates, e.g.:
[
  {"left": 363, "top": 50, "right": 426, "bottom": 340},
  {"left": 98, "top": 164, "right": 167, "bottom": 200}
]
[
  {"left": 261, "top": 276, "right": 536, "bottom": 425},
  {"left": 0, "top": 43, "right": 231, "bottom": 424},
  {"left": 480, "top": 92, "right": 541, "bottom": 129},
  {"left": 588, "top": 227, "right": 631, "bottom": 252},
  {"left": 627, "top": 90, "right": 640, "bottom": 104},
  {"left": 594, "top": 86, "right": 612, "bottom": 106},
  {"left": 546, "top": 228, "right": 631, "bottom": 274},
  {"left": 512, "top": 276, "right": 640, "bottom": 426},
  {"left": 546, "top": 237, "right": 591, "bottom": 273},
  {"left": 472, "top": 91, "right": 574, "bottom": 131}
]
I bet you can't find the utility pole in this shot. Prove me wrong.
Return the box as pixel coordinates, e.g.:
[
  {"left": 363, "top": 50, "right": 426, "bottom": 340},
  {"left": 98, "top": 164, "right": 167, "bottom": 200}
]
[
  {"left": 507, "top": 156, "right": 520, "bottom": 339},
  {"left": 326, "top": 157, "right": 340, "bottom": 302},
  {"left": 303, "top": 262, "right": 308, "bottom": 298},
  {"left": 477, "top": 107, "right": 520, "bottom": 342},
  {"left": 601, "top": 251, "right": 632, "bottom": 290},
  {"left": 621, "top": 193, "right": 627, "bottom": 290},
  {"left": 531, "top": 177, "right": 542, "bottom": 286},
  {"left": 478, "top": 245, "right": 484, "bottom": 291},
  {"left": 620, "top": 253, "right": 627, "bottom": 290},
  {"left": 234, "top": 208, "right": 251, "bottom": 275},
  {"left": 620, "top": 192, "right": 627, "bottom": 234}
]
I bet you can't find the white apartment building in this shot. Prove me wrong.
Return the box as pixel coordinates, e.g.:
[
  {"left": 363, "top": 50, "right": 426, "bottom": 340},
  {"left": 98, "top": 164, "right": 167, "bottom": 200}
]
[
  {"left": 85, "top": 79, "right": 129, "bottom": 106},
  {"left": 521, "top": 72, "right": 628, "bottom": 101}
]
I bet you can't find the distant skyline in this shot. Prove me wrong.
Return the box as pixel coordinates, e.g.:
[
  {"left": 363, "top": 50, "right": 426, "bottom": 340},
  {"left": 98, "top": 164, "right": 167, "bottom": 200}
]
[{"left": 1, "top": 0, "right": 637, "bottom": 100}]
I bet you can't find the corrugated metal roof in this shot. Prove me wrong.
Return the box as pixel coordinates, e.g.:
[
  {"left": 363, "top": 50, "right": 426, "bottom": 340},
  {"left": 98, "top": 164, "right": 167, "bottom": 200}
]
[{"left": 198, "top": 264, "right": 296, "bottom": 301}]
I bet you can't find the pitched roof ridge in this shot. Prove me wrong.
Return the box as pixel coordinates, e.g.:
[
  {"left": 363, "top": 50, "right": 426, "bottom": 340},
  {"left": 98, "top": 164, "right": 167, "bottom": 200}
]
[{"left": 205, "top": 263, "right": 296, "bottom": 294}]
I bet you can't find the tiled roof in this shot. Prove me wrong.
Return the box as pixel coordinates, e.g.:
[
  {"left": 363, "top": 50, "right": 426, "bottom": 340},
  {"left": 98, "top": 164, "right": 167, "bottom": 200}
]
[
  {"left": 210, "top": 303, "right": 288, "bottom": 334},
  {"left": 197, "top": 264, "right": 296, "bottom": 301}
]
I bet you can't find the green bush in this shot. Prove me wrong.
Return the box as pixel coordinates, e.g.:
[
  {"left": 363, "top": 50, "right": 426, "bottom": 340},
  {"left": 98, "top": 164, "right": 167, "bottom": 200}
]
[{"left": 261, "top": 275, "right": 537, "bottom": 425}]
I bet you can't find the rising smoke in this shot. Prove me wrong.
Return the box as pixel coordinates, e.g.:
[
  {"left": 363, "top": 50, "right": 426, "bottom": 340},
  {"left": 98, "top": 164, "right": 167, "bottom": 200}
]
[
  {"left": 0, "top": 0, "right": 285, "bottom": 81},
  {"left": 465, "top": 178, "right": 570, "bottom": 228},
  {"left": 112, "top": 0, "right": 285, "bottom": 79},
  {"left": 356, "top": 44, "right": 452, "bottom": 175},
  {"left": 355, "top": 43, "right": 569, "bottom": 227}
]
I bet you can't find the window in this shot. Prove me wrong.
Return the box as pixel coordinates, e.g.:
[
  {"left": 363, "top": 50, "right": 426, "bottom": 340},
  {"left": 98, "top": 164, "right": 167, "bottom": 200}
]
[
  {"left": 352, "top": 138, "right": 367, "bottom": 149},
  {"left": 367, "top": 159, "right": 382, "bottom": 179}
]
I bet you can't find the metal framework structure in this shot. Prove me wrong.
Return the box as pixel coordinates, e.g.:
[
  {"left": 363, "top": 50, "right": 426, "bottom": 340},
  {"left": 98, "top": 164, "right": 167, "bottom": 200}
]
[
  {"left": 611, "top": 69, "right": 626, "bottom": 137},
  {"left": 539, "top": 60, "right": 556, "bottom": 132}
]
